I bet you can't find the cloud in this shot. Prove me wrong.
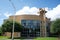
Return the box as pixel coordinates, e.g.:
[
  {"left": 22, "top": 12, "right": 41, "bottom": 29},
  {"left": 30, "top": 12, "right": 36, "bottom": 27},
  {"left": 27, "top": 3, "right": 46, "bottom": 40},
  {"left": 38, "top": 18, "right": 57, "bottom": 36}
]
[
  {"left": 15, "top": 6, "right": 39, "bottom": 15},
  {"left": 15, "top": 5, "right": 60, "bottom": 21},
  {"left": 4, "top": 12, "right": 12, "bottom": 18},
  {"left": 46, "top": 4, "right": 60, "bottom": 21}
]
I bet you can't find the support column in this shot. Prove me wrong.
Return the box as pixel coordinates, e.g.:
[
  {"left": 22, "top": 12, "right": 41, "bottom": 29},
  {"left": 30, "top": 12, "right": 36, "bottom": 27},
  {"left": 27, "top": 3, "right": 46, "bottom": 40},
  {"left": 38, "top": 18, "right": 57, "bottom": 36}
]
[{"left": 38, "top": 8, "right": 47, "bottom": 37}]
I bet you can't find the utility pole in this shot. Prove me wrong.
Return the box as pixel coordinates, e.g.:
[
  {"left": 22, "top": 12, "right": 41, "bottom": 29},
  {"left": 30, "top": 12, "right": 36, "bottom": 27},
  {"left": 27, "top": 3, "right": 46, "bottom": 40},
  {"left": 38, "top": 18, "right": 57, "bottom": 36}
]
[{"left": 9, "top": 0, "right": 16, "bottom": 40}]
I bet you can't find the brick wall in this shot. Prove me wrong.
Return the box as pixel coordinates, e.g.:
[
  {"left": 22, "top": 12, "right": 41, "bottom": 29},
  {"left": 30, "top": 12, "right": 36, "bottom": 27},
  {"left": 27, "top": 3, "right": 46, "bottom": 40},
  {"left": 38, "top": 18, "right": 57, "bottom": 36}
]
[{"left": 4, "top": 32, "right": 21, "bottom": 37}]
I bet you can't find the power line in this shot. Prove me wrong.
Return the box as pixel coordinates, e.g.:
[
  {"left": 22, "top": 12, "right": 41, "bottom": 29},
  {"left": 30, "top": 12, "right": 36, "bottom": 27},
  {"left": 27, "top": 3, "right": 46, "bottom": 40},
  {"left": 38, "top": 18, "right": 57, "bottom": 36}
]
[{"left": 9, "top": 0, "right": 16, "bottom": 11}]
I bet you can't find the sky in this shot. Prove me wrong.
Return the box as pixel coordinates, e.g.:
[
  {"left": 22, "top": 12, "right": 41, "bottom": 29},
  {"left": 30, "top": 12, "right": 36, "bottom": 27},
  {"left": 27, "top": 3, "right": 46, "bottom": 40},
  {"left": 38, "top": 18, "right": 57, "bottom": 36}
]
[{"left": 0, "top": 0, "right": 60, "bottom": 26}]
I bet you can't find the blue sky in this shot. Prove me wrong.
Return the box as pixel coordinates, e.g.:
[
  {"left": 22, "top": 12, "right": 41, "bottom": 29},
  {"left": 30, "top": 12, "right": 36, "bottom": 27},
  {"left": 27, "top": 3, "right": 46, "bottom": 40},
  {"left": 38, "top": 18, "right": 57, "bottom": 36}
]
[{"left": 0, "top": 0, "right": 60, "bottom": 26}]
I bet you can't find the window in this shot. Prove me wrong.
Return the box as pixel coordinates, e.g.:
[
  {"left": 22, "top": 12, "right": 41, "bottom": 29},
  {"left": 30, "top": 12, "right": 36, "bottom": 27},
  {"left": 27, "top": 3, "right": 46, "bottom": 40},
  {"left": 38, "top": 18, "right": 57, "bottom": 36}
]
[
  {"left": 21, "top": 20, "right": 41, "bottom": 37},
  {"left": 21, "top": 20, "right": 41, "bottom": 29}
]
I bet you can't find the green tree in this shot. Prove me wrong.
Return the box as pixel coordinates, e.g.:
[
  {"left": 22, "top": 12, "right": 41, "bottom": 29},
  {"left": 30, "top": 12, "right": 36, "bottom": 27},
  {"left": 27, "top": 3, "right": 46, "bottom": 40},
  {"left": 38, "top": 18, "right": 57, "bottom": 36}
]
[
  {"left": 0, "top": 27, "right": 2, "bottom": 36},
  {"left": 51, "top": 18, "right": 60, "bottom": 37},
  {"left": 2, "top": 20, "right": 23, "bottom": 37}
]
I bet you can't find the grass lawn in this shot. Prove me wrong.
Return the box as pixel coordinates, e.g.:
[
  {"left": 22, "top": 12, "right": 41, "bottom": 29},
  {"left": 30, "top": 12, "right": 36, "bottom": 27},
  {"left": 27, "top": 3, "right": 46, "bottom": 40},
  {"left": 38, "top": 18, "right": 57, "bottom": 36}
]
[
  {"left": 0, "top": 36, "right": 58, "bottom": 40},
  {"left": 34, "top": 37, "right": 58, "bottom": 40},
  {"left": 0, "top": 36, "right": 20, "bottom": 40},
  {"left": 0, "top": 36, "right": 8, "bottom": 38}
]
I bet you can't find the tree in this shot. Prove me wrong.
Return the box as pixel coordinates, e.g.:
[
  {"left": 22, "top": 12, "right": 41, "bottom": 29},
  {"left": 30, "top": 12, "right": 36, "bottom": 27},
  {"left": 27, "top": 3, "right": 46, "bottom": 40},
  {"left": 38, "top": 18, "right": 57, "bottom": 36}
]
[
  {"left": 51, "top": 18, "right": 60, "bottom": 37},
  {"left": 0, "top": 27, "right": 2, "bottom": 36},
  {"left": 2, "top": 20, "right": 23, "bottom": 37}
]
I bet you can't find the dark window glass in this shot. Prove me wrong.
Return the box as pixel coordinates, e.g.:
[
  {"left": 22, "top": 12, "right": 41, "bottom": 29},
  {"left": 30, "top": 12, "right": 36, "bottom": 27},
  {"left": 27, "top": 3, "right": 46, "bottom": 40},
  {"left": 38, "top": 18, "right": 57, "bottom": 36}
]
[
  {"left": 21, "top": 20, "right": 41, "bottom": 37},
  {"left": 21, "top": 20, "right": 40, "bottom": 29}
]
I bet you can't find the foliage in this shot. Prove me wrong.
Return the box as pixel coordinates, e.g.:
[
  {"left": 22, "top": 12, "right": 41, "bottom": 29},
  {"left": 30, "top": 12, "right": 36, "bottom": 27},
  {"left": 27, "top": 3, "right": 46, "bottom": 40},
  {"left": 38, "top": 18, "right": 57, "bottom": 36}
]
[
  {"left": 2, "top": 20, "right": 23, "bottom": 32},
  {"left": 51, "top": 19, "right": 60, "bottom": 34},
  {"left": 1, "top": 20, "right": 23, "bottom": 38},
  {"left": 0, "top": 27, "right": 2, "bottom": 35},
  {"left": 0, "top": 27, "right": 2, "bottom": 33}
]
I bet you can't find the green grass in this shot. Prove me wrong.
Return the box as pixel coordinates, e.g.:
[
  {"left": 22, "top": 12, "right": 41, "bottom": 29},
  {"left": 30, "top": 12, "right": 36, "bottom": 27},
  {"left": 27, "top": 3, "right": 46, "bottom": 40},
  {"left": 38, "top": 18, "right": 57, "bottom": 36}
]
[
  {"left": 34, "top": 37, "right": 57, "bottom": 40},
  {"left": 0, "top": 36, "right": 8, "bottom": 38},
  {"left": 0, "top": 36, "right": 21, "bottom": 40},
  {"left": 0, "top": 36, "right": 58, "bottom": 40}
]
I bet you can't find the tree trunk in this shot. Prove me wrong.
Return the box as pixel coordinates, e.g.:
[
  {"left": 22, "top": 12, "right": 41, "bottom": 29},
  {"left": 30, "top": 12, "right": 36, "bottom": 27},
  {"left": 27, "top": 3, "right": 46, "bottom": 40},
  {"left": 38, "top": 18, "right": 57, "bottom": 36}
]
[
  {"left": 11, "top": 31, "right": 12, "bottom": 38},
  {"left": 11, "top": 28, "right": 12, "bottom": 38},
  {"left": 58, "top": 33, "right": 60, "bottom": 40}
]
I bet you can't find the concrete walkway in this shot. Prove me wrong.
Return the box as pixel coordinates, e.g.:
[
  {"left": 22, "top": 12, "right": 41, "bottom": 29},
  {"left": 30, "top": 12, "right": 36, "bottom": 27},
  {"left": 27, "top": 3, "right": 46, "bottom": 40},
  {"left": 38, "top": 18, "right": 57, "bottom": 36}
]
[
  {"left": 0, "top": 38, "right": 33, "bottom": 40},
  {"left": 21, "top": 39, "right": 33, "bottom": 40}
]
